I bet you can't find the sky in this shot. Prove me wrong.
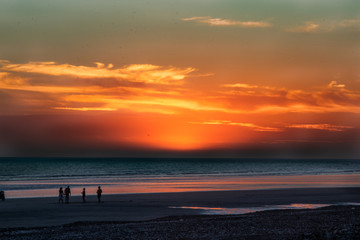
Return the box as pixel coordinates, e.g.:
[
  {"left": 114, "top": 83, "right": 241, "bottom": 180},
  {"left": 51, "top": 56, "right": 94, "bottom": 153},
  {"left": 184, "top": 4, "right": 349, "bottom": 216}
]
[{"left": 0, "top": 0, "right": 360, "bottom": 158}]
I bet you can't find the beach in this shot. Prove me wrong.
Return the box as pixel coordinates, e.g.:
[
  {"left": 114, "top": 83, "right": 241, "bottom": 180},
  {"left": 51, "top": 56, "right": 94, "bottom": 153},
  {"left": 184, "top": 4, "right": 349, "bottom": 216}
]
[
  {"left": 2, "top": 0, "right": 360, "bottom": 238},
  {"left": 2, "top": 206, "right": 359, "bottom": 240},
  {"left": 1, "top": 158, "right": 360, "bottom": 239},
  {"left": 1, "top": 187, "right": 360, "bottom": 239}
]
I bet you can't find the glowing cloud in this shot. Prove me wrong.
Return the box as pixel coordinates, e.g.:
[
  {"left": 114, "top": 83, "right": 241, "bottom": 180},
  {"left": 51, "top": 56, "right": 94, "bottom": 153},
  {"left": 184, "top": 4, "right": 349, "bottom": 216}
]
[
  {"left": 0, "top": 60, "right": 195, "bottom": 85},
  {"left": 223, "top": 83, "right": 259, "bottom": 89},
  {"left": 328, "top": 81, "right": 345, "bottom": 88},
  {"left": 56, "top": 95, "right": 241, "bottom": 114},
  {"left": 190, "top": 120, "right": 281, "bottom": 132},
  {"left": 287, "top": 124, "right": 353, "bottom": 132},
  {"left": 220, "top": 81, "right": 360, "bottom": 114},
  {"left": 182, "top": 17, "right": 271, "bottom": 28},
  {"left": 53, "top": 107, "right": 117, "bottom": 112},
  {"left": 1, "top": 60, "right": 360, "bottom": 117}
]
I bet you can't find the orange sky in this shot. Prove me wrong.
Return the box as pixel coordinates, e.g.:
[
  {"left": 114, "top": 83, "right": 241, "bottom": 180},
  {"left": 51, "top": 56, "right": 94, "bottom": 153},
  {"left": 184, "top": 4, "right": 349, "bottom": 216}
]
[{"left": 0, "top": 0, "right": 359, "bottom": 157}]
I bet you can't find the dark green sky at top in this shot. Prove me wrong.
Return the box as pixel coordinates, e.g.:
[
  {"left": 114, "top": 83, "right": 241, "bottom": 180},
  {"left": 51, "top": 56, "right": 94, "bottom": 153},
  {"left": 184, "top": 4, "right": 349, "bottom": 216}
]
[{"left": 1, "top": 0, "right": 359, "bottom": 89}]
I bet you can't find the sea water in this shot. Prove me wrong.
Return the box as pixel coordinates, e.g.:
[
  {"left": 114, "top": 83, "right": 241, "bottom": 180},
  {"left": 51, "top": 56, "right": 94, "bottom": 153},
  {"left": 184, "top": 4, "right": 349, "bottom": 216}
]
[{"left": 0, "top": 158, "right": 359, "bottom": 198}]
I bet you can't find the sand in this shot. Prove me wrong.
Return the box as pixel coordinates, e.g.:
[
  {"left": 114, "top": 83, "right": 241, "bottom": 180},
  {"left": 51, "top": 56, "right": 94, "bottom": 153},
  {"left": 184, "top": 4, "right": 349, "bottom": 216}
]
[
  {"left": 1, "top": 187, "right": 360, "bottom": 229},
  {"left": 2, "top": 205, "right": 360, "bottom": 240},
  {"left": 1, "top": 187, "right": 360, "bottom": 239}
]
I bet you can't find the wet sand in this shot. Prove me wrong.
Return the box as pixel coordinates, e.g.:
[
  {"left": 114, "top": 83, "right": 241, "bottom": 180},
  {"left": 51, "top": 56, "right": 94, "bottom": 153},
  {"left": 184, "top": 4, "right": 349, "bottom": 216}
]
[
  {"left": 2, "top": 205, "right": 360, "bottom": 240},
  {"left": 1, "top": 187, "right": 360, "bottom": 229}
]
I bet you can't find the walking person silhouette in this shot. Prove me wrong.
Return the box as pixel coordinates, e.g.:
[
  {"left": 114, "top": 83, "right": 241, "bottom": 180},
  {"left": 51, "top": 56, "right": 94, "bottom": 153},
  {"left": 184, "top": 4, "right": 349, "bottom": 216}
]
[{"left": 58, "top": 187, "right": 64, "bottom": 204}]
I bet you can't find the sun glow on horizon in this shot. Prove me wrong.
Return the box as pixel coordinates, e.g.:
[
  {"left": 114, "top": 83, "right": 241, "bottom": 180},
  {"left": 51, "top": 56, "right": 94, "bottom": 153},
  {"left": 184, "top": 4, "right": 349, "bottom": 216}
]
[{"left": 1, "top": 59, "right": 359, "bottom": 156}]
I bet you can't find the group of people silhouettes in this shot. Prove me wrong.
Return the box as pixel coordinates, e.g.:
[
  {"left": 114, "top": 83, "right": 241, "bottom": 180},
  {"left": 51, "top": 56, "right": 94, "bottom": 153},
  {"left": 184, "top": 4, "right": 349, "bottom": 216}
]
[
  {"left": 58, "top": 186, "right": 102, "bottom": 204},
  {"left": 58, "top": 186, "right": 71, "bottom": 204}
]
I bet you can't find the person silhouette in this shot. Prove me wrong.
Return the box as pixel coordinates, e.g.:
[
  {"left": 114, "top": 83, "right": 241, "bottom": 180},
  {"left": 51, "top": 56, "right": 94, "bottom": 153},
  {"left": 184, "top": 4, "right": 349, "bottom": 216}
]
[
  {"left": 0, "top": 191, "right": 5, "bottom": 201},
  {"left": 97, "top": 186, "right": 102, "bottom": 203},
  {"left": 58, "top": 187, "right": 64, "bottom": 204},
  {"left": 64, "top": 185, "right": 71, "bottom": 204},
  {"left": 81, "top": 188, "right": 86, "bottom": 203}
]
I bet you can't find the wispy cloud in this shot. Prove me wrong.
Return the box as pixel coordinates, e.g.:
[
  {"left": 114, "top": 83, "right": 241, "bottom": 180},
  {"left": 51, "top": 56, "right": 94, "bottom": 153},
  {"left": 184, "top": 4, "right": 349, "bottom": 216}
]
[
  {"left": 191, "top": 121, "right": 354, "bottom": 132},
  {"left": 287, "top": 124, "right": 353, "bottom": 132},
  {"left": 339, "top": 19, "right": 360, "bottom": 30},
  {"left": 53, "top": 107, "right": 117, "bottom": 112},
  {"left": 286, "top": 22, "right": 320, "bottom": 33},
  {"left": 182, "top": 16, "right": 271, "bottom": 28},
  {"left": 223, "top": 83, "right": 259, "bottom": 89},
  {"left": 287, "top": 19, "right": 360, "bottom": 33},
  {"left": 57, "top": 95, "right": 240, "bottom": 114},
  {"left": 0, "top": 60, "right": 195, "bottom": 85},
  {"left": 183, "top": 17, "right": 360, "bottom": 32},
  {"left": 190, "top": 120, "right": 281, "bottom": 132}
]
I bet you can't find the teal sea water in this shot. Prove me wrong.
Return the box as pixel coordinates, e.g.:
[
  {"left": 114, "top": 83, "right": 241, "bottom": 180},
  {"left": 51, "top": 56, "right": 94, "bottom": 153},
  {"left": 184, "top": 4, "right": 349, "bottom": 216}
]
[{"left": 1, "top": 158, "right": 360, "bottom": 198}]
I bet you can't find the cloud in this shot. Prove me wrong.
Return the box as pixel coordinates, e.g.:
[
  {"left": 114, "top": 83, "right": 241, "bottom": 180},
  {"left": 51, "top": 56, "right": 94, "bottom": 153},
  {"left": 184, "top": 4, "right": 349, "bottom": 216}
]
[
  {"left": 0, "top": 72, "right": 27, "bottom": 86},
  {"left": 328, "top": 81, "right": 345, "bottom": 88},
  {"left": 53, "top": 107, "right": 117, "bottom": 112},
  {"left": 0, "top": 61, "right": 240, "bottom": 115},
  {"left": 56, "top": 95, "right": 240, "bottom": 114},
  {"left": 183, "top": 17, "right": 359, "bottom": 32},
  {"left": 221, "top": 82, "right": 286, "bottom": 97},
  {"left": 0, "top": 60, "right": 195, "bottom": 85},
  {"left": 223, "top": 83, "right": 259, "bottom": 89},
  {"left": 182, "top": 16, "right": 271, "bottom": 28},
  {"left": 219, "top": 81, "right": 360, "bottom": 114},
  {"left": 190, "top": 120, "right": 281, "bottom": 132},
  {"left": 339, "top": 19, "right": 360, "bottom": 30},
  {"left": 253, "top": 104, "right": 360, "bottom": 114},
  {"left": 2, "top": 60, "right": 360, "bottom": 116},
  {"left": 287, "top": 124, "right": 353, "bottom": 132},
  {"left": 287, "top": 22, "right": 320, "bottom": 33},
  {"left": 286, "top": 19, "right": 360, "bottom": 33},
  {"left": 191, "top": 120, "right": 354, "bottom": 133}
]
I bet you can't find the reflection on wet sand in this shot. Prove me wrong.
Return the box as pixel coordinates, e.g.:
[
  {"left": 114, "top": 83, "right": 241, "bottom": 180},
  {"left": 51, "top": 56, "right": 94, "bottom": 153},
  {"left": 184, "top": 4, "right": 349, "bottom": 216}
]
[{"left": 170, "top": 203, "right": 360, "bottom": 215}]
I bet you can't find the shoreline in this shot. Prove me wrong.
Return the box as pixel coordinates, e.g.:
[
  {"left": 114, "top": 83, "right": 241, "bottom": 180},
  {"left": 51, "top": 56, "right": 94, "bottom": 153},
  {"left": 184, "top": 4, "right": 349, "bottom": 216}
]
[
  {"left": 3, "top": 185, "right": 360, "bottom": 200},
  {"left": 3, "top": 172, "right": 360, "bottom": 199},
  {"left": 1, "top": 187, "right": 360, "bottom": 229}
]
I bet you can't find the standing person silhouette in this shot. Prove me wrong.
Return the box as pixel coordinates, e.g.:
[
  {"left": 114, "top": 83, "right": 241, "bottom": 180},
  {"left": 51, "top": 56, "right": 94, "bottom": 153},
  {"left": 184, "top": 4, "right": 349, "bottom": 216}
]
[
  {"left": 97, "top": 186, "right": 102, "bottom": 203},
  {"left": 58, "top": 187, "right": 64, "bottom": 204},
  {"left": 0, "top": 191, "right": 5, "bottom": 201},
  {"left": 81, "top": 188, "right": 86, "bottom": 203},
  {"left": 64, "top": 185, "right": 71, "bottom": 204}
]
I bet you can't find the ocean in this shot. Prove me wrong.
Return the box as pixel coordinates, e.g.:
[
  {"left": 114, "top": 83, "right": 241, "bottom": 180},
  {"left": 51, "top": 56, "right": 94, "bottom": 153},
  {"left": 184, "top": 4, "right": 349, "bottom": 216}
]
[{"left": 1, "top": 158, "right": 360, "bottom": 198}]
